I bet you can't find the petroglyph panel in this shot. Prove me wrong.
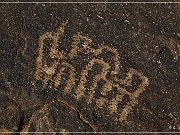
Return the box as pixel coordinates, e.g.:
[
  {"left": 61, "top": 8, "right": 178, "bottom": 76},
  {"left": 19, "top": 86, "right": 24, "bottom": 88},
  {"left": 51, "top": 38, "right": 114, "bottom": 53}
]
[
  {"left": 35, "top": 22, "right": 149, "bottom": 123},
  {"left": 1, "top": 3, "right": 179, "bottom": 133}
]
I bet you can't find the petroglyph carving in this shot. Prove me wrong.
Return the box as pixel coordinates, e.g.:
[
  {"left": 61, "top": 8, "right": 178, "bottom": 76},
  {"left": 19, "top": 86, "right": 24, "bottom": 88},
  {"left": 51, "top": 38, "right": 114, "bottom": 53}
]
[
  {"left": 35, "top": 22, "right": 149, "bottom": 122},
  {"left": 35, "top": 21, "right": 68, "bottom": 84},
  {"left": 53, "top": 62, "right": 76, "bottom": 94},
  {"left": 75, "top": 58, "right": 110, "bottom": 103}
]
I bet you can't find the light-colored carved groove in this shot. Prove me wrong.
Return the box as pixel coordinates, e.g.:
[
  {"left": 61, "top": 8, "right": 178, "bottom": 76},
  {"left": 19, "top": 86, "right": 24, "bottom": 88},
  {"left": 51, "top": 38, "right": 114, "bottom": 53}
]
[
  {"left": 35, "top": 21, "right": 68, "bottom": 85},
  {"left": 35, "top": 32, "right": 53, "bottom": 81},
  {"left": 74, "top": 58, "right": 110, "bottom": 104},
  {"left": 69, "top": 34, "right": 120, "bottom": 79},
  {"left": 96, "top": 84, "right": 131, "bottom": 114},
  {"left": 108, "top": 88, "right": 126, "bottom": 114},
  {"left": 100, "top": 44, "right": 121, "bottom": 76},
  {"left": 69, "top": 32, "right": 93, "bottom": 58},
  {"left": 95, "top": 69, "right": 149, "bottom": 122},
  {"left": 96, "top": 97, "right": 107, "bottom": 109},
  {"left": 53, "top": 67, "right": 65, "bottom": 88},
  {"left": 100, "top": 79, "right": 113, "bottom": 96},
  {"left": 49, "top": 21, "right": 68, "bottom": 59},
  {"left": 53, "top": 62, "right": 75, "bottom": 94},
  {"left": 117, "top": 69, "right": 149, "bottom": 122}
]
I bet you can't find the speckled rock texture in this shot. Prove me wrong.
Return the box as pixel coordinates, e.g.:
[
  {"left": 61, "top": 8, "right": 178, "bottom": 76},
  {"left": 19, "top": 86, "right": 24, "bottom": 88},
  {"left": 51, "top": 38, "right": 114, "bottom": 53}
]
[{"left": 0, "top": 0, "right": 179, "bottom": 134}]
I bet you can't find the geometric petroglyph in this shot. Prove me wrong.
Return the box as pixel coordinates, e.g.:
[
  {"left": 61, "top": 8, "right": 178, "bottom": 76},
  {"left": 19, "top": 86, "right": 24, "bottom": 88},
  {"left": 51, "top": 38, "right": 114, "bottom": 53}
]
[{"left": 35, "top": 21, "right": 149, "bottom": 123}]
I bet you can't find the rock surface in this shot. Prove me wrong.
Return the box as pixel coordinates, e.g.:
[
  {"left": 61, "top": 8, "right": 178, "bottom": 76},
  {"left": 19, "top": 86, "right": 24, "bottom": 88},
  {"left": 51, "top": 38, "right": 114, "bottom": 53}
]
[{"left": 0, "top": 1, "right": 179, "bottom": 134}]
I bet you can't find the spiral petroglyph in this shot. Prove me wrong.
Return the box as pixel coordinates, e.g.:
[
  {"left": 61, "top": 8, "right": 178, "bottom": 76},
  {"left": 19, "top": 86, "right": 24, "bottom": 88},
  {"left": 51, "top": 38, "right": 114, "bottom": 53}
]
[{"left": 35, "top": 21, "right": 149, "bottom": 123}]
